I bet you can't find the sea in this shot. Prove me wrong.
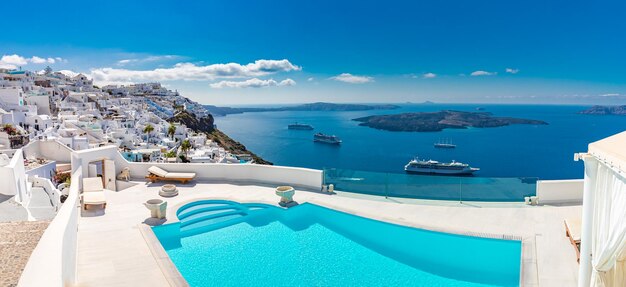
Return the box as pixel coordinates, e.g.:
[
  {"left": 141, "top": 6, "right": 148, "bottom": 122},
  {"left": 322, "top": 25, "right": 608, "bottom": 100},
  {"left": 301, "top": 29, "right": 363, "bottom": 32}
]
[{"left": 214, "top": 104, "right": 626, "bottom": 180}]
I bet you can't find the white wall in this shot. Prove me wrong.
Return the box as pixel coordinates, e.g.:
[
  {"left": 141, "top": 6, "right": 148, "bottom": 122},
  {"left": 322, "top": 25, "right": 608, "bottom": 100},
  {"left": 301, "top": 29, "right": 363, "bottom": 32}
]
[
  {"left": 25, "top": 161, "right": 56, "bottom": 179},
  {"left": 536, "top": 179, "right": 584, "bottom": 204},
  {"left": 23, "top": 139, "right": 73, "bottom": 163},
  {"left": 73, "top": 145, "right": 323, "bottom": 190},
  {"left": 0, "top": 149, "right": 30, "bottom": 204},
  {"left": 18, "top": 169, "right": 81, "bottom": 287}
]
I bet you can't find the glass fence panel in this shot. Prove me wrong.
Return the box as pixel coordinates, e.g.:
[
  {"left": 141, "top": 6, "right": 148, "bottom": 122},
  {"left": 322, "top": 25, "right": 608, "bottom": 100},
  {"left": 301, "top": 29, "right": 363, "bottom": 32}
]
[{"left": 323, "top": 168, "right": 537, "bottom": 202}]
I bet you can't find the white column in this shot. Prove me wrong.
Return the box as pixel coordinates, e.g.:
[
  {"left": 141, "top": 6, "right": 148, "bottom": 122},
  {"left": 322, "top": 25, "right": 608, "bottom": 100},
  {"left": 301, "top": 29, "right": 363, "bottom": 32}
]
[{"left": 578, "top": 156, "right": 598, "bottom": 287}]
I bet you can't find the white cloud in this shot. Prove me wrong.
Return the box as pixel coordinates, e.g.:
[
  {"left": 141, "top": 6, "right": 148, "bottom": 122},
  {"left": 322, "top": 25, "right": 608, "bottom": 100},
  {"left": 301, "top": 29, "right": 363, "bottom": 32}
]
[
  {"left": 470, "top": 70, "right": 496, "bottom": 76},
  {"left": 90, "top": 59, "right": 301, "bottom": 85},
  {"left": 210, "top": 78, "right": 296, "bottom": 88},
  {"left": 1, "top": 54, "right": 28, "bottom": 65},
  {"left": 307, "top": 77, "right": 315, "bottom": 82},
  {"left": 30, "top": 56, "right": 48, "bottom": 64},
  {"left": 116, "top": 55, "right": 181, "bottom": 66},
  {"left": 600, "top": 93, "right": 621, "bottom": 97},
  {"left": 0, "top": 54, "right": 65, "bottom": 69},
  {"left": 422, "top": 72, "right": 437, "bottom": 79},
  {"left": 505, "top": 68, "right": 519, "bottom": 74},
  {"left": 330, "top": 73, "right": 374, "bottom": 84}
]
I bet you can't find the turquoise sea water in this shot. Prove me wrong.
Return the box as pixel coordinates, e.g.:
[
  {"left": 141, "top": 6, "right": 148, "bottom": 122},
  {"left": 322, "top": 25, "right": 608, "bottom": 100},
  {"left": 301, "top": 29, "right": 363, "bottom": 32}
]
[
  {"left": 154, "top": 201, "right": 521, "bottom": 286},
  {"left": 215, "top": 104, "right": 626, "bottom": 179}
]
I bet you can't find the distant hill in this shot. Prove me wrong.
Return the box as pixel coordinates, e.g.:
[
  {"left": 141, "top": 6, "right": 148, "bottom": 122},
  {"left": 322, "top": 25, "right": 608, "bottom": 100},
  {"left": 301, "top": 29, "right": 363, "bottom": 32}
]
[
  {"left": 204, "top": 102, "right": 400, "bottom": 116},
  {"left": 579, "top": 105, "right": 626, "bottom": 115},
  {"left": 353, "top": 110, "right": 548, "bottom": 132}
]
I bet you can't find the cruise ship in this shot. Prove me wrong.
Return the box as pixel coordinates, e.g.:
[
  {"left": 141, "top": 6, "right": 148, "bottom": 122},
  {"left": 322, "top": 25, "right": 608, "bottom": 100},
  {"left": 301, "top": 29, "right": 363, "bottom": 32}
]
[
  {"left": 434, "top": 139, "right": 456, "bottom": 149},
  {"left": 288, "top": 122, "right": 314, "bottom": 130},
  {"left": 313, "top": 133, "right": 342, "bottom": 144},
  {"left": 404, "top": 157, "right": 479, "bottom": 175}
]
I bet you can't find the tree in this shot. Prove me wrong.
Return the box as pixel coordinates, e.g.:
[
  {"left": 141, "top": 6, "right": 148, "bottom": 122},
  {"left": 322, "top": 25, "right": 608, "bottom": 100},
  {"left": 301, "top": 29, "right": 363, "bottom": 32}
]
[
  {"left": 143, "top": 124, "right": 154, "bottom": 141},
  {"left": 167, "top": 124, "right": 176, "bottom": 139},
  {"left": 180, "top": 139, "right": 191, "bottom": 157}
]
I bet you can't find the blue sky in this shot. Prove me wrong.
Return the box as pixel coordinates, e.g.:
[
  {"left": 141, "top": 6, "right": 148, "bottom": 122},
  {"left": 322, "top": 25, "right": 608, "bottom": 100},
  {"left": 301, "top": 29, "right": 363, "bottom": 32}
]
[{"left": 1, "top": 0, "right": 625, "bottom": 105}]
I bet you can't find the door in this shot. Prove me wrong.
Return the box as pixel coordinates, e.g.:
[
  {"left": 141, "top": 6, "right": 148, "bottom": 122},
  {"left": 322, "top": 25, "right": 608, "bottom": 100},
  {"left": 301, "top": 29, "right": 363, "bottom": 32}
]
[{"left": 103, "top": 160, "right": 116, "bottom": 191}]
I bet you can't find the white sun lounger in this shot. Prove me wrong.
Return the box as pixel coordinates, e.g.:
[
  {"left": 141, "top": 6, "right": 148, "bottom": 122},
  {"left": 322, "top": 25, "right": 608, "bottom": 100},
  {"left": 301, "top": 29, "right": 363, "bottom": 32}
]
[
  {"left": 564, "top": 217, "right": 581, "bottom": 262},
  {"left": 146, "top": 166, "right": 196, "bottom": 184},
  {"left": 82, "top": 177, "right": 107, "bottom": 210}
]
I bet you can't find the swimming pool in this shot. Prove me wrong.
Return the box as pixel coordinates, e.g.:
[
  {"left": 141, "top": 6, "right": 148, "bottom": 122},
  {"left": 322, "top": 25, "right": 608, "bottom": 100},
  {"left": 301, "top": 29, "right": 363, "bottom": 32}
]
[{"left": 152, "top": 200, "right": 522, "bottom": 286}]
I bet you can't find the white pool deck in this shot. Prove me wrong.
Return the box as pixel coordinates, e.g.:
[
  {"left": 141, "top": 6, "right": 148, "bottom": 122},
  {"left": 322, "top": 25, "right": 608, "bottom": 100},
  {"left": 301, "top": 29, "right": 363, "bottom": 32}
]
[{"left": 76, "top": 181, "right": 581, "bottom": 287}]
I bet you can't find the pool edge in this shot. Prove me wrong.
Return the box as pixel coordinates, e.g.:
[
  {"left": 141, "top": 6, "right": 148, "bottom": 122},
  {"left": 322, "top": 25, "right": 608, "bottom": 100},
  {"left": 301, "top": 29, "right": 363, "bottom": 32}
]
[{"left": 139, "top": 224, "right": 189, "bottom": 287}]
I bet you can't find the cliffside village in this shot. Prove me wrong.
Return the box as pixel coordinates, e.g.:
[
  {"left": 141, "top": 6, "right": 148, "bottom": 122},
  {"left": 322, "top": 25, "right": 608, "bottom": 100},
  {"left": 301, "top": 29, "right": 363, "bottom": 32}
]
[{"left": 0, "top": 67, "right": 246, "bottom": 165}]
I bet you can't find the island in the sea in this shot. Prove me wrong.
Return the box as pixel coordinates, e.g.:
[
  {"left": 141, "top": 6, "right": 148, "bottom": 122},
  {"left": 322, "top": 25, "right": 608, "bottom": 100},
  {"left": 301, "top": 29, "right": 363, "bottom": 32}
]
[
  {"left": 205, "top": 102, "right": 399, "bottom": 116},
  {"left": 579, "top": 105, "right": 626, "bottom": 115},
  {"left": 353, "top": 110, "right": 548, "bottom": 132}
]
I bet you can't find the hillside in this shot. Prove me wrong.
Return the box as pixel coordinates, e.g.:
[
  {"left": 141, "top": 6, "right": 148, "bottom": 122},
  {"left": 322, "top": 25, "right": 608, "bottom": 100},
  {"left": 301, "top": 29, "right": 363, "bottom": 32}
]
[{"left": 168, "top": 111, "right": 272, "bottom": 165}]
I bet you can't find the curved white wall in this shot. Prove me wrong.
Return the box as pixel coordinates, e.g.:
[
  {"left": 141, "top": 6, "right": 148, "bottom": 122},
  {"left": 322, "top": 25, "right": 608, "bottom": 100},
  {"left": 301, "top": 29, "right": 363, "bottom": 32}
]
[{"left": 18, "top": 169, "right": 81, "bottom": 287}]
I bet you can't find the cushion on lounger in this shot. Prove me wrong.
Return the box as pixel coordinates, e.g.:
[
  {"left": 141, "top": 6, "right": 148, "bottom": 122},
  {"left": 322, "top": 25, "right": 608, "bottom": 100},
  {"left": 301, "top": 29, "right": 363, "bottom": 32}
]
[
  {"left": 83, "top": 177, "right": 104, "bottom": 192},
  {"left": 565, "top": 218, "right": 581, "bottom": 242},
  {"left": 165, "top": 172, "right": 196, "bottom": 179},
  {"left": 82, "top": 191, "right": 106, "bottom": 204},
  {"left": 148, "top": 166, "right": 169, "bottom": 177}
]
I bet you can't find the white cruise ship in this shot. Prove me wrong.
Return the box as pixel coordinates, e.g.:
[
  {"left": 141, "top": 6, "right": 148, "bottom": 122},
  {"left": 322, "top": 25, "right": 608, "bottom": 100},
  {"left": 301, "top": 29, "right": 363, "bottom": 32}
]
[
  {"left": 313, "top": 133, "right": 342, "bottom": 144},
  {"left": 404, "top": 157, "right": 479, "bottom": 175}
]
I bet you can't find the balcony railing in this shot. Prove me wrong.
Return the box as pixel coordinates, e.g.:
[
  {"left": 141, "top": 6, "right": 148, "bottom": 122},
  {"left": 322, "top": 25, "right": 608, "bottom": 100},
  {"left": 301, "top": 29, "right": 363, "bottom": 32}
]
[{"left": 323, "top": 168, "right": 538, "bottom": 202}]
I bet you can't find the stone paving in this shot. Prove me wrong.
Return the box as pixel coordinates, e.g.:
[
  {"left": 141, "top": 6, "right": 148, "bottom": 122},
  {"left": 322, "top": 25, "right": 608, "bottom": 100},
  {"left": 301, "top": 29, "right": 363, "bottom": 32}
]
[
  {"left": 0, "top": 221, "right": 50, "bottom": 287},
  {"left": 0, "top": 195, "right": 28, "bottom": 222}
]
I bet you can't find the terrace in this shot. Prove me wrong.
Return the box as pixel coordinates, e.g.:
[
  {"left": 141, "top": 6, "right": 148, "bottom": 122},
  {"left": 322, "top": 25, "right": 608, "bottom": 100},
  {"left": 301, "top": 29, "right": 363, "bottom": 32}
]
[{"left": 17, "top": 145, "right": 586, "bottom": 287}]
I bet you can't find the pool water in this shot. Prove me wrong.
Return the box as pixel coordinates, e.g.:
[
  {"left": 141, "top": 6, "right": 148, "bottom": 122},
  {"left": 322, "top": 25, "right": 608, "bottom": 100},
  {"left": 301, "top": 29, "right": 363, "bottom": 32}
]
[{"left": 153, "top": 201, "right": 521, "bottom": 286}]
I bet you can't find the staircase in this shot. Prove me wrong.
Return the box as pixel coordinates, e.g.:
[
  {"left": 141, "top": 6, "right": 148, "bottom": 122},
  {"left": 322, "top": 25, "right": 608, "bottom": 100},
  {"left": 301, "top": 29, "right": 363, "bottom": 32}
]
[{"left": 27, "top": 187, "right": 56, "bottom": 220}]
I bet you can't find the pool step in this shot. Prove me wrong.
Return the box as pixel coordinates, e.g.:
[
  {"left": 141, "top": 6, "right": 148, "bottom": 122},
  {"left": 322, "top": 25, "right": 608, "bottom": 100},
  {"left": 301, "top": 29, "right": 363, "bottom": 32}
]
[
  {"left": 177, "top": 204, "right": 239, "bottom": 221},
  {"left": 176, "top": 200, "right": 276, "bottom": 237},
  {"left": 180, "top": 210, "right": 246, "bottom": 228},
  {"left": 180, "top": 213, "right": 247, "bottom": 236}
]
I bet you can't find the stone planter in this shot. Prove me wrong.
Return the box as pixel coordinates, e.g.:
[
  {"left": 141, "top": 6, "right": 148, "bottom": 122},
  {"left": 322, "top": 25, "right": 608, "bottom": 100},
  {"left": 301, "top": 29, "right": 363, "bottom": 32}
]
[
  {"left": 275, "top": 186, "right": 296, "bottom": 207},
  {"left": 159, "top": 184, "right": 178, "bottom": 197},
  {"left": 144, "top": 199, "right": 167, "bottom": 219}
]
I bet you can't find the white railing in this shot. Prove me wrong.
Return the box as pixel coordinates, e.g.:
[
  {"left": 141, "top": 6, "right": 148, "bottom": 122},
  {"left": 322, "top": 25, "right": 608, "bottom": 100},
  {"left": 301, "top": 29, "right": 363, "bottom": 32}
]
[
  {"left": 18, "top": 169, "right": 81, "bottom": 287},
  {"left": 536, "top": 179, "right": 584, "bottom": 204}
]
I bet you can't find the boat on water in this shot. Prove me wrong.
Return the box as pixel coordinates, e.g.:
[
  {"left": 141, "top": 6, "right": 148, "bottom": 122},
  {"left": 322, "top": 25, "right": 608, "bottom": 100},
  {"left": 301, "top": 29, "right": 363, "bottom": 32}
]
[
  {"left": 404, "top": 157, "right": 479, "bottom": 175},
  {"left": 434, "top": 139, "right": 456, "bottom": 149},
  {"left": 288, "top": 122, "right": 314, "bottom": 130},
  {"left": 314, "top": 133, "right": 342, "bottom": 144}
]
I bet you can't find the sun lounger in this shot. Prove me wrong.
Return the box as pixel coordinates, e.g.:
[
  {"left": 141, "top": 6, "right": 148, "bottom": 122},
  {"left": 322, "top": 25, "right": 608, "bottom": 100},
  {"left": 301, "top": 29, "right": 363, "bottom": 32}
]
[
  {"left": 564, "top": 217, "right": 581, "bottom": 262},
  {"left": 146, "top": 166, "right": 196, "bottom": 184},
  {"left": 82, "top": 177, "right": 107, "bottom": 210}
]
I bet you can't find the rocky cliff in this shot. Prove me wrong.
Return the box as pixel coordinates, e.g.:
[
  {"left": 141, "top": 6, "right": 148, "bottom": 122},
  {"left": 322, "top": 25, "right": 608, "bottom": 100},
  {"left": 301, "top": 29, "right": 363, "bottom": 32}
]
[{"left": 168, "top": 111, "right": 272, "bottom": 165}]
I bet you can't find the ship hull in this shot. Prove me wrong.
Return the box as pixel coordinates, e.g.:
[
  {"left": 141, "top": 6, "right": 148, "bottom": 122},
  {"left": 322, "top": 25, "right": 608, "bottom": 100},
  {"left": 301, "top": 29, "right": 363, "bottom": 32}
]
[
  {"left": 434, "top": 144, "right": 456, "bottom": 149},
  {"left": 404, "top": 166, "right": 478, "bottom": 175},
  {"left": 314, "top": 139, "right": 341, "bottom": 145},
  {"left": 288, "top": 126, "right": 314, "bottom": 130}
]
